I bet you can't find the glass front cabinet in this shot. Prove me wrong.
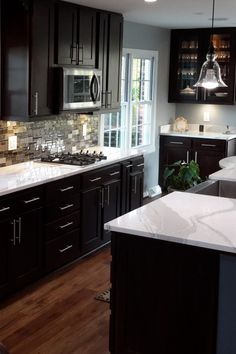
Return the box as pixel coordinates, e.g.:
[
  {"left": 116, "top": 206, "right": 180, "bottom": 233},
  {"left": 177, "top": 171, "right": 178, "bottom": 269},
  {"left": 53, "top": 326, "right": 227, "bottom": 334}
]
[{"left": 168, "top": 28, "right": 236, "bottom": 104}]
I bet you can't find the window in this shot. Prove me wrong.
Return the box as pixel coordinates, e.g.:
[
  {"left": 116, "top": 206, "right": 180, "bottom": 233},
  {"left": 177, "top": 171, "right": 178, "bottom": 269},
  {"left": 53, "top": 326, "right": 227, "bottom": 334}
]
[{"left": 101, "top": 49, "right": 157, "bottom": 152}]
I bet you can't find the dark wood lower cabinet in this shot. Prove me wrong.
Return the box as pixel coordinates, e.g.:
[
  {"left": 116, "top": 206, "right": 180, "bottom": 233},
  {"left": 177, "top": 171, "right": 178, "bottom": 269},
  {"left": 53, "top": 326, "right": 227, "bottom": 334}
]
[{"left": 110, "top": 233, "right": 219, "bottom": 354}]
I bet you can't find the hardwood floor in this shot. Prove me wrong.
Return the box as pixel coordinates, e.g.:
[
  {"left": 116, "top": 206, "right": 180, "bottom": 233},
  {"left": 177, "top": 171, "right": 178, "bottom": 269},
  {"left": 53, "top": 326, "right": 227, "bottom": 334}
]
[{"left": 0, "top": 247, "right": 111, "bottom": 354}]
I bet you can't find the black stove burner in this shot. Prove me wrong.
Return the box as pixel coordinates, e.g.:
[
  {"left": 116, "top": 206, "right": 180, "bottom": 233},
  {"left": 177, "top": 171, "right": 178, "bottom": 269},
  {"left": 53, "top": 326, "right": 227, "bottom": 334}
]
[{"left": 41, "top": 151, "right": 107, "bottom": 166}]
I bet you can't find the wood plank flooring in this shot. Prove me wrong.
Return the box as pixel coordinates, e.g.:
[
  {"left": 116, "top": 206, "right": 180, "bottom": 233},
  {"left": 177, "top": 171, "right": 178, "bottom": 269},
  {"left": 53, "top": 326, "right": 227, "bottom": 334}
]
[{"left": 0, "top": 247, "right": 111, "bottom": 354}]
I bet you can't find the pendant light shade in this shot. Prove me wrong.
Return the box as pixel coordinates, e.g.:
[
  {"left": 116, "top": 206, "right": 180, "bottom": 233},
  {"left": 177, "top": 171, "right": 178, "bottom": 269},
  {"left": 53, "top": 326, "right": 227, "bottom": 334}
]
[{"left": 193, "top": 0, "right": 227, "bottom": 90}]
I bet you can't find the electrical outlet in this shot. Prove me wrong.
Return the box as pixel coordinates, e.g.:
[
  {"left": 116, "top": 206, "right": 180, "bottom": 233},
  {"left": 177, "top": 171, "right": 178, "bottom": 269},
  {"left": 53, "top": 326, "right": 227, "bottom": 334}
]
[
  {"left": 203, "top": 112, "right": 210, "bottom": 122},
  {"left": 83, "top": 123, "right": 87, "bottom": 137},
  {"left": 8, "top": 136, "right": 17, "bottom": 151}
]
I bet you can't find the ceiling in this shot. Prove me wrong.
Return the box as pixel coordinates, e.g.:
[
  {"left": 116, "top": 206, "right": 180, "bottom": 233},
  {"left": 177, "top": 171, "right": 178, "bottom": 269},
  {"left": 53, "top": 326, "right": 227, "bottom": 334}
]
[{"left": 65, "top": 0, "right": 236, "bottom": 29}]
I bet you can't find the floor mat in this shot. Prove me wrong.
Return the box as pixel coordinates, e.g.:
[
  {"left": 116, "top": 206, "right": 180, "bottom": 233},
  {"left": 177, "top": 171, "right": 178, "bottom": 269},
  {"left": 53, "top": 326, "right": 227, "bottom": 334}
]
[{"left": 95, "top": 289, "right": 110, "bottom": 303}]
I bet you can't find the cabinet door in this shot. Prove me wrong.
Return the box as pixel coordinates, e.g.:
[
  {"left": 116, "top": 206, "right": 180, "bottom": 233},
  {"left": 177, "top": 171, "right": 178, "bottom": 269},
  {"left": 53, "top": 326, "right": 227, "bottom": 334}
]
[
  {"left": 97, "top": 12, "right": 109, "bottom": 108},
  {"left": 30, "top": 0, "right": 54, "bottom": 117},
  {"left": 78, "top": 7, "right": 96, "bottom": 67},
  {"left": 9, "top": 208, "right": 43, "bottom": 288},
  {"left": 106, "top": 14, "right": 123, "bottom": 110},
  {"left": 129, "top": 171, "right": 143, "bottom": 211},
  {"left": 56, "top": 2, "right": 77, "bottom": 65},
  {"left": 102, "top": 179, "right": 121, "bottom": 243},
  {"left": 80, "top": 187, "right": 102, "bottom": 253},
  {"left": 0, "top": 219, "right": 11, "bottom": 297}
]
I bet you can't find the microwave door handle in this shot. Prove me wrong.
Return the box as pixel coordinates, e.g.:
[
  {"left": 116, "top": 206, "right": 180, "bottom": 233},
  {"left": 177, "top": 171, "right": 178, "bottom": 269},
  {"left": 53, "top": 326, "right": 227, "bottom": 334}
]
[
  {"left": 90, "top": 74, "right": 96, "bottom": 103},
  {"left": 94, "top": 74, "right": 100, "bottom": 102}
]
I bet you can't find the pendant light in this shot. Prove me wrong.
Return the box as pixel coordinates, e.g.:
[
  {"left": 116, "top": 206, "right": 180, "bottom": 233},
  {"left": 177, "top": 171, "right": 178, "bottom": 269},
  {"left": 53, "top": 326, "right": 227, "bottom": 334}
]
[{"left": 193, "top": 0, "right": 227, "bottom": 90}]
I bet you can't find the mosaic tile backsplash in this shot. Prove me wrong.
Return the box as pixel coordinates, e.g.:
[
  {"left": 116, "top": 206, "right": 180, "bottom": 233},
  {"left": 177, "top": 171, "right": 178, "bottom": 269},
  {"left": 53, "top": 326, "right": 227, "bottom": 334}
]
[{"left": 0, "top": 113, "right": 99, "bottom": 167}]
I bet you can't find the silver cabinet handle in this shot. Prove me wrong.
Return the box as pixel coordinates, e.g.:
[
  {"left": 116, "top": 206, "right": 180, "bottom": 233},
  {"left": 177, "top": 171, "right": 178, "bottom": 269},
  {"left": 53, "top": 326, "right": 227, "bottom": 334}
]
[
  {"left": 134, "top": 176, "right": 137, "bottom": 194},
  {"left": 59, "top": 245, "right": 73, "bottom": 253},
  {"left": 60, "top": 204, "right": 74, "bottom": 211},
  {"left": 109, "top": 171, "right": 120, "bottom": 176},
  {"left": 169, "top": 141, "right": 184, "bottom": 145},
  {"left": 24, "top": 197, "right": 40, "bottom": 204},
  {"left": 137, "top": 163, "right": 144, "bottom": 167},
  {"left": 195, "top": 151, "right": 198, "bottom": 163},
  {"left": 16, "top": 217, "right": 22, "bottom": 244},
  {"left": 107, "top": 186, "right": 110, "bottom": 206},
  {"left": 100, "top": 188, "right": 104, "bottom": 208},
  {"left": 59, "top": 221, "right": 74, "bottom": 229},
  {"left": 186, "top": 150, "right": 190, "bottom": 163},
  {"left": 89, "top": 177, "right": 102, "bottom": 183},
  {"left": 125, "top": 164, "right": 133, "bottom": 169},
  {"left": 106, "top": 91, "right": 112, "bottom": 107},
  {"left": 0, "top": 206, "right": 10, "bottom": 213},
  {"left": 34, "top": 91, "right": 39, "bottom": 115},
  {"left": 10, "top": 219, "right": 16, "bottom": 246},
  {"left": 201, "top": 143, "right": 217, "bottom": 147},
  {"left": 60, "top": 186, "right": 74, "bottom": 192}
]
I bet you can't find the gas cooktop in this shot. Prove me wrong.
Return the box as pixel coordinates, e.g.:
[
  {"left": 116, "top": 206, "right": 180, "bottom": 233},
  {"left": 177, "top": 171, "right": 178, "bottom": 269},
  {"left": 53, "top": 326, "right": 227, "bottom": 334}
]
[{"left": 41, "top": 151, "right": 107, "bottom": 166}]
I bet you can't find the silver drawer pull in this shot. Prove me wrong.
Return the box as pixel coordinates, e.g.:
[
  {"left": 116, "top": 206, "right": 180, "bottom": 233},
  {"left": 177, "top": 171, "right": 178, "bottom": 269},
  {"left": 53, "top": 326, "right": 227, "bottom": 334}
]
[
  {"left": 169, "top": 141, "right": 184, "bottom": 145},
  {"left": 0, "top": 206, "right": 10, "bottom": 213},
  {"left": 201, "top": 143, "right": 217, "bottom": 147},
  {"left": 126, "top": 164, "right": 133, "bottom": 168},
  {"left": 137, "top": 163, "right": 144, "bottom": 167},
  {"left": 109, "top": 171, "right": 120, "bottom": 176},
  {"left": 59, "top": 221, "right": 74, "bottom": 229},
  {"left": 60, "top": 186, "right": 74, "bottom": 192},
  {"left": 59, "top": 245, "right": 73, "bottom": 253},
  {"left": 89, "top": 177, "right": 102, "bottom": 182},
  {"left": 60, "top": 204, "right": 74, "bottom": 211},
  {"left": 24, "top": 197, "right": 40, "bottom": 204}
]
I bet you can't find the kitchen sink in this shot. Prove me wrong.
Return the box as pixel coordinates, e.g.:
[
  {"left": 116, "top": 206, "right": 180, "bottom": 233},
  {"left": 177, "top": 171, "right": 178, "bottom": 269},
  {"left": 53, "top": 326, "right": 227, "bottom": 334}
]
[{"left": 187, "top": 179, "right": 236, "bottom": 199}]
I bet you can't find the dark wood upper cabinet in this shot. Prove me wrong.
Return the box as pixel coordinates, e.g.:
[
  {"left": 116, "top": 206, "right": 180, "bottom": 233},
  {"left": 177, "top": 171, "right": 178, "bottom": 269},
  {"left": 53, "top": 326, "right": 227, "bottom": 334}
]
[
  {"left": 55, "top": 1, "right": 96, "bottom": 67},
  {"left": 168, "top": 28, "right": 236, "bottom": 105},
  {"left": 1, "top": 0, "right": 54, "bottom": 121},
  {"left": 97, "top": 12, "right": 123, "bottom": 110}
]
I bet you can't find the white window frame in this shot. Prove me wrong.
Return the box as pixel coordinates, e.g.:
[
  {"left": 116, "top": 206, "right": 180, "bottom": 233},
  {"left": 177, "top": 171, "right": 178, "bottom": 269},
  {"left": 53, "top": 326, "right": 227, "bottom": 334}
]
[{"left": 100, "top": 49, "right": 158, "bottom": 154}]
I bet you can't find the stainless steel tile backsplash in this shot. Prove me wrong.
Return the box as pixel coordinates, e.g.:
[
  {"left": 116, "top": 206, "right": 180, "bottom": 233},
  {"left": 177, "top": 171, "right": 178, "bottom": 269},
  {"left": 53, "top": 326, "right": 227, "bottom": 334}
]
[{"left": 0, "top": 113, "right": 99, "bottom": 167}]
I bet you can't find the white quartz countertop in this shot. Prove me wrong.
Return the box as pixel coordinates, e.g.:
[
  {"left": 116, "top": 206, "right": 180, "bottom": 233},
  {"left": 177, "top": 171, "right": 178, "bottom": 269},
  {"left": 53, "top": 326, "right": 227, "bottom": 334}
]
[
  {"left": 0, "top": 148, "right": 141, "bottom": 197},
  {"left": 210, "top": 167, "right": 236, "bottom": 182},
  {"left": 105, "top": 191, "right": 236, "bottom": 254},
  {"left": 160, "top": 131, "right": 236, "bottom": 140},
  {"left": 219, "top": 156, "right": 236, "bottom": 169}
]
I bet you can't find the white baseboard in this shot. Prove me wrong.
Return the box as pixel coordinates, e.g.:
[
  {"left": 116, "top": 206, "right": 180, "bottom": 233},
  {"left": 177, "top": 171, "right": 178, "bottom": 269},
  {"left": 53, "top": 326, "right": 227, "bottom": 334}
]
[{"left": 148, "top": 185, "right": 162, "bottom": 198}]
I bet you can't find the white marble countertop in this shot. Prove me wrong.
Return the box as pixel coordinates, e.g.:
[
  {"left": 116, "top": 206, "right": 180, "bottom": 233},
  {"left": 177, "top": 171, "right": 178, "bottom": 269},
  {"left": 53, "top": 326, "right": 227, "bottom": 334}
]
[
  {"left": 210, "top": 167, "right": 236, "bottom": 182},
  {"left": 219, "top": 156, "right": 236, "bottom": 169},
  {"left": 105, "top": 191, "right": 236, "bottom": 254},
  {"left": 0, "top": 148, "right": 141, "bottom": 197}
]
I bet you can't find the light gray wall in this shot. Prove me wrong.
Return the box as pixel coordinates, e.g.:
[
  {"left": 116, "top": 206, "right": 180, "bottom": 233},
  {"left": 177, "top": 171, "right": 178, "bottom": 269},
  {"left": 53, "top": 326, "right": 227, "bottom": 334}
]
[
  {"left": 176, "top": 104, "right": 236, "bottom": 128},
  {"left": 123, "top": 21, "right": 176, "bottom": 193}
]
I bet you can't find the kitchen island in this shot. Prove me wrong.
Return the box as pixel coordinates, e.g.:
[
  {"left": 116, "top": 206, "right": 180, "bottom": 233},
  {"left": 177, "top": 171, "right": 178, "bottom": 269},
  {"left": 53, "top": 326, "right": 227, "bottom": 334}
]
[{"left": 105, "top": 191, "right": 236, "bottom": 354}]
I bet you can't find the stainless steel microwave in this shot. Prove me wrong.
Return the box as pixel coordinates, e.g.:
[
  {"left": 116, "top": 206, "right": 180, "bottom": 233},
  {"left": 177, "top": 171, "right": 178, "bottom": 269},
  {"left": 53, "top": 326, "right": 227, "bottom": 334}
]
[{"left": 59, "top": 67, "right": 102, "bottom": 111}]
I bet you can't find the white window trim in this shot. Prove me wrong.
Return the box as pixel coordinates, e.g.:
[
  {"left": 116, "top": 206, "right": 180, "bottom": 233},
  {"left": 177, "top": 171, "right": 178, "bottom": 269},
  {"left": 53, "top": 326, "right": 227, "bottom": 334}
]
[{"left": 123, "top": 48, "right": 158, "bottom": 154}]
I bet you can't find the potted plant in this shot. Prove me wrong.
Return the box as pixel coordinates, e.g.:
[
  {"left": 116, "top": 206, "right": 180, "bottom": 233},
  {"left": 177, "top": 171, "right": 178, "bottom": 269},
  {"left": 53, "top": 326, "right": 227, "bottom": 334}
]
[{"left": 163, "top": 160, "right": 202, "bottom": 192}]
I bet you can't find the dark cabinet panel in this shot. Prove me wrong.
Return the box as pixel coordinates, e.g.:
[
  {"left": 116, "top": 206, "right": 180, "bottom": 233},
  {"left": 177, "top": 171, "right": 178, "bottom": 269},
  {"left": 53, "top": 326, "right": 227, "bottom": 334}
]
[
  {"left": 98, "top": 12, "right": 123, "bottom": 110},
  {"left": 129, "top": 171, "right": 144, "bottom": 212},
  {"left": 2, "top": 0, "right": 54, "bottom": 120},
  {"left": 0, "top": 219, "right": 11, "bottom": 295},
  {"left": 168, "top": 28, "right": 236, "bottom": 104},
  {"left": 55, "top": 2, "right": 96, "bottom": 67},
  {"left": 80, "top": 186, "right": 102, "bottom": 253}
]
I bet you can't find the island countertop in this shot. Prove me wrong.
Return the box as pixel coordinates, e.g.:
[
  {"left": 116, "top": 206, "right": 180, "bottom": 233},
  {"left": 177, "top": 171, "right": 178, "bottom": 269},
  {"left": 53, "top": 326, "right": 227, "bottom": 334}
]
[{"left": 105, "top": 191, "right": 236, "bottom": 254}]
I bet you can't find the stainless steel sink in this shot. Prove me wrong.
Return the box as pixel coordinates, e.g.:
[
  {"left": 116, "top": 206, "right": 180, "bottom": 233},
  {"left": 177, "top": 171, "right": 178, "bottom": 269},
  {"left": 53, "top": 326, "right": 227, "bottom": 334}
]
[{"left": 187, "top": 179, "right": 236, "bottom": 199}]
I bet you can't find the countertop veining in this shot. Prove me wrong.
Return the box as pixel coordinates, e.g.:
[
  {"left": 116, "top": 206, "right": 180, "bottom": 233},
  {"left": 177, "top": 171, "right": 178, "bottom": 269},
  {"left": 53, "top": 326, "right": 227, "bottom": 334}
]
[{"left": 105, "top": 191, "right": 236, "bottom": 254}]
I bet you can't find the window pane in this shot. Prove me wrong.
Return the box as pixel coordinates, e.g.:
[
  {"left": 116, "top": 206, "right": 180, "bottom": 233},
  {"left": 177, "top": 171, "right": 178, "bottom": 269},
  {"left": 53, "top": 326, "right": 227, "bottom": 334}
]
[
  {"left": 132, "top": 58, "right": 141, "bottom": 81},
  {"left": 132, "top": 81, "right": 140, "bottom": 101},
  {"left": 104, "top": 132, "right": 110, "bottom": 147},
  {"left": 111, "top": 114, "right": 118, "bottom": 129},
  {"left": 131, "top": 127, "right": 137, "bottom": 147},
  {"left": 104, "top": 115, "right": 110, "bottom": 131},
  {"left": 132, "top": 104, "right": 138, "bottom": 125}
]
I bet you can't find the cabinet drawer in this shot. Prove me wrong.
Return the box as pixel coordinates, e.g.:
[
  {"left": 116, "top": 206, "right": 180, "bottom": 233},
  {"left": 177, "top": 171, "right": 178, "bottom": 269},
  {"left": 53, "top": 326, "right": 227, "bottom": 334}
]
[
  {"left": 18, "top": 187, "right": 43, "bottom": 212},
  {"left": 45, "top": 195, "right": 80, "bottom": 222},
  {"left": 131, "top": 156, "right": 144, "bottom": 172},
  {"left": 192, "top": 139, "right": 226, "bottom": 152},
  {"left": 0, "top": 196, "right": 17, "bottom": 219},
  {"left": 45, "top": 229, "right": 79, "bottom": 272},
  {"left": 102, "top": 164, "right": 121, "bottom": 182},
  {"left": 45, "top": 211, "right": 80, "bottom": 241},
  {"left": 162, "top": 136, "right": 191, "bottom": 148},
  {"left": 45, "top": 175, "right": 80, "bottom": 204},
  {"left": 81, "top": 169, "right": 104, "bottom": 189}
]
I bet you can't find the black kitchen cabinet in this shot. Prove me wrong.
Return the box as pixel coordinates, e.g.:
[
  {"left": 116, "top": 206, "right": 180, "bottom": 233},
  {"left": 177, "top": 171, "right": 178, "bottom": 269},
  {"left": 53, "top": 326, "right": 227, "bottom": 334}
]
[
  {"left": 55, "top": 1, "right": 96, "bottom": 67},
  {"left": 168, "top": 28, "right": 236, "bottom": 104},
  {"left": 159, "top": 135, "right": 236, "bottom": 186},
  {"left": 98, "top": 12, "right": 123, "bottom": 110},
  {"left": 121, "top": 156, "right": 144, "bottom": 215},
  {"left": 80, "top": 163, "right": 121, "bottom": 253},
  {"left": 44, "top": 175, "right": 80, "bottom": 272},
  {"left": 0, "top": 187, "right": 43, "bottom": 299},
  {"left": 1, "top": 0, "right": 54, "bottom": 120}
]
